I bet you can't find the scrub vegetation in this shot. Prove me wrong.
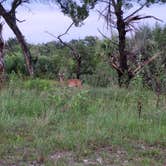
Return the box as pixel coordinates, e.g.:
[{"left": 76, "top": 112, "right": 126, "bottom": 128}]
[{"left": 0, "top": 76, "right": 165, "bottom": 165}]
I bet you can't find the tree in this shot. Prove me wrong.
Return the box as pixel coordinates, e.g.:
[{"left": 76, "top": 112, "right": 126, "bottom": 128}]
[
  {"left": 54, "top": 0, "right": 97, "bottom": 25},
  {"left": 0, "top": 0, "right": 34, "bottom": 76},
  {"left": 97, "top": 0, "right": 166, "bottom": 87},
  {"left": 5, "top": 38, "right": 26, "bottom": 74},
  {"left": 131, "top": 25, "right": 166, "bottom": 93},
  {"left": 68, "top": 36, "right": 98, "bottom": 78},
  {"left": 0, "top": 23, "right": 5, "bottom": 83},
  {"left": 0, "top": 0, "right": 96, "bottom": 76},
  {"left": 61, "top": 0, "right": 165, "bottom": 87},
  {"left": 50, "top": 32, "right": 97, "bottom": 79}
]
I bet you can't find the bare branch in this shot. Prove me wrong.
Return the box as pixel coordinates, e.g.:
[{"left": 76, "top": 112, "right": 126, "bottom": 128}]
[
  {"left": 131, "top": 53, "right": 161, "bottom": 76},
  {"left": 137, "top": 15, "right": 163, "bottom": 22},
  {"left": 46, "top": 22, "right": 83, "bottom": 79},
  {"left": 58, "top": 22, "right": 74, "bottom": 39},
  {"left": 97, "top": 0, "right": 111, "bottom": 4},
  {"left": 45, "top": 31, "right": 56, "bottom": 39},
  {"left": 111, "top": 0, "right": 116, "bottom": 9},
  {"left": 10, "top": 0, "right": 29, "bottom": 14},
  {"left": 98, "top": 28, "right": 118, "bottom": 47},
  {"left": 56, "top": 0, "right": 69, "bottom": 13},
  {"left": 45, "top": 22, "right": 81, "bottom": 60},
  {"left": 97, "top": 8, "right": 107, "bottom": 20},
  {"left": 126, "top": 24, "right": 138, "bottom": 32},
  {"left": 124, "top": 3, "right": 147, "bottom": 21},
  {"left": 109, "top": 57, "right": 123, "bottom": 74},
  {"left": 16, "top": 18, "right": 26, "bottom": 23},
  {"left": 126, "top": 15, "right": 163, "bottom": 26},
  {"left": 97, "top": 28, "right": 110, "bottom": 40}
]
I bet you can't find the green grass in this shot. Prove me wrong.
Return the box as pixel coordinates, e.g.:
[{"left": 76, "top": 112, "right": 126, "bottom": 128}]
[{"left": 0, "top": 78, "right": 165, "bottom": 165}]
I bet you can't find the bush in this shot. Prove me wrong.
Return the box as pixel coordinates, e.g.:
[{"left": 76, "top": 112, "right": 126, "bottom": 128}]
[
  {"left": 83, "top": 62, "right": 117, "bottom": 87},
  {"left": 5, "top": 53, "right": 26, "bottom": 74},
  {"left": 23, "top": 78, "right": 53, "bottom": 91}
]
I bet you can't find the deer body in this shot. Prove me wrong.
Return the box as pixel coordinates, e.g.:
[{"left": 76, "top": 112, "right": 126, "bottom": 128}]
[
  {"left": 67, "top": 79, "right": 82, "bottom": 88},
  {"left": 59, "top": 73, "right": 82, "bottom": 88}
]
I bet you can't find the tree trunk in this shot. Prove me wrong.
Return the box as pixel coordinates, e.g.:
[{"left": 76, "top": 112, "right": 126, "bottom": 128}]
[
  {"left": 76, "top": 57, "right": 81, "bottom": 79},
  {"left": 0, "top": 22, "right": 4, "bottom": 84},
  {"left": 0, "top": 5, "right": 34, "bottom": 76},
  {"left": 10, "top": 24, "right": 34, "bottom": 76},
  {"left": 115, "top": 1, "right": 129, "bottom": 87}
]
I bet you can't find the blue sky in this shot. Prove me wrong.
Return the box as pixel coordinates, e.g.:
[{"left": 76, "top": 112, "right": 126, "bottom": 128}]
[{"left": 2, "top": 2, "right": 166, "bottom": 44}]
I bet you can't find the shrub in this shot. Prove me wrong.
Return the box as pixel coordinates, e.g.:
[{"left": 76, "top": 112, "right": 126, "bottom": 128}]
[{"left": 24, "top": 78, "right": 53, "bottom": 91}]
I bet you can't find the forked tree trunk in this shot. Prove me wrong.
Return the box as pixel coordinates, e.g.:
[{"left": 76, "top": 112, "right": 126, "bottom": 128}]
[{"left": 0, "top": 4, "right": 34, "bottom": 76}]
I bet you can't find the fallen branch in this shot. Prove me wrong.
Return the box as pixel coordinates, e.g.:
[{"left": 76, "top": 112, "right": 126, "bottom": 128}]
[{"left": 132, "top": 53, "right": 161, "bottom": 75}]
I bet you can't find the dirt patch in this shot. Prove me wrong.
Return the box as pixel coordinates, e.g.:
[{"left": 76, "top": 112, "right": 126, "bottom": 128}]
[{"left": 0, "top": 143, "right": 165, "bottom": 166}]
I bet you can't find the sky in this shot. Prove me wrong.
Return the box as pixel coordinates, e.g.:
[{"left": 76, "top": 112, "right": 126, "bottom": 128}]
[{"left": 2, "top": 2, "right": 166, "bottom": 44}]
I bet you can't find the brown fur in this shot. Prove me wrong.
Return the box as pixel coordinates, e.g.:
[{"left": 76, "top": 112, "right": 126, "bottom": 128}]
[
  {"left": 59, "top": 73, "right": 82, "bottom": 88},
  {"left": 67, "top": 79, "right": 82, "bottom": 88}
]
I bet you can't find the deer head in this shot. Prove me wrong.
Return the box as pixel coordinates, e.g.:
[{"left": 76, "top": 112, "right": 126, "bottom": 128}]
[{"left": 58, "top": 72, "right": 65, "bottom": 83}]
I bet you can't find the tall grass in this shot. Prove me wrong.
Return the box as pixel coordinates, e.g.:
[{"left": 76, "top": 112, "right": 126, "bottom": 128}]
[{"left": 0, "top": 77, "right": 165, "bottom": 165}]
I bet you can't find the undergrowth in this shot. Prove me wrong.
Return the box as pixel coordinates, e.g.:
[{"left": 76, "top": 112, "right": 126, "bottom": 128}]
[{"left": 0, "top": 77, "right": 165, "bottom": 165}]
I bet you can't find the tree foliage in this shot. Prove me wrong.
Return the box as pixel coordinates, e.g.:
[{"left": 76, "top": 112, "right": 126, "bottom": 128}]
[
  {"left": 54, "top": 0, "right": 97, "bottom": 25},
  {"left": 132, "top": 25, "right": 166, "bottom": 93},
  {"left": 4, "top": 23, "right": 166, "bottom": 91},
  {"left": 5, "top": 36, "right": 99, "bottom": 79},
  {"left": 68, "top": 0, "right": 166, "bottom": 87},
  {"left": 0, "top": 0, "right": 97, "bottom": 76},
  {"left": 1, "top": 0, "right": 166, "bottom": 89}
]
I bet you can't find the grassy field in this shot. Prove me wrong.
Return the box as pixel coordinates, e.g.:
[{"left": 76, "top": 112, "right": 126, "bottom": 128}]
[{"left": 0, "top": 78, "right": 166, "bottom": 166}]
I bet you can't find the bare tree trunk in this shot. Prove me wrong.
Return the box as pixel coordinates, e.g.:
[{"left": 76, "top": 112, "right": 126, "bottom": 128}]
[
  {"left": 76, "top": 57, "right": 81, "bottom": 79},
  {"left": 114, "top": 0, "right": 129, "bottom": 87},
  {"left": 0, "top": 5, "right": 34, "bottom": 76},
  {"left": 8, "top": 22, "right": 34, "bottom": 76},
  {"left": 103, "top": 1, "right": 161, "bottom": 87},
  {"left": 0, "top": 22, "right": 4, "bottom": 84}
]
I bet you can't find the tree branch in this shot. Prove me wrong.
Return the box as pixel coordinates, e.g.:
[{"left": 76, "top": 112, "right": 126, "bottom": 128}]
[
  {"left": 10, "top": 0, "right": 29, "bottom": 15},
  {"left": 132, "top": 53, "right": 161, "bottom": 76},
  {"left": 109, "top": 58, "right": 123, "bottom": 74},
  {"left": 124, "top": 2, "right": 147, "bottom": 21},
  {"left": 58, "top": 22, "right": 74, "bottom": 39},
  {"left": 98, "top": 28, "right": 118, "bottom": 47},
  {"left": 56, "top": 0, "right": 69, "bottom": 14},
  {"left": 45, "top": 22, "right": 81, "bottom": 60},
  {"left": 126, "top": 15, "right": 163, "bottom": 26}
]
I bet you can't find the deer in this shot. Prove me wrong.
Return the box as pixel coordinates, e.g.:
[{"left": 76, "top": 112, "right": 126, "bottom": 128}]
[{"left": 58, "top": 72, "right": 82, "bottom": 88}]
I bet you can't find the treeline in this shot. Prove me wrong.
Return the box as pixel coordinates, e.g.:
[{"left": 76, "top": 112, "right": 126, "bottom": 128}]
[{"left": 4, "top": 24, "right": 166, "bottom": 92}]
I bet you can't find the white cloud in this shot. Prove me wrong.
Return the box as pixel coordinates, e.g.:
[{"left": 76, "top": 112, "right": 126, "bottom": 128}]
[{"left": 2, "top": 3, "right": 166, "bottom": 44}]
